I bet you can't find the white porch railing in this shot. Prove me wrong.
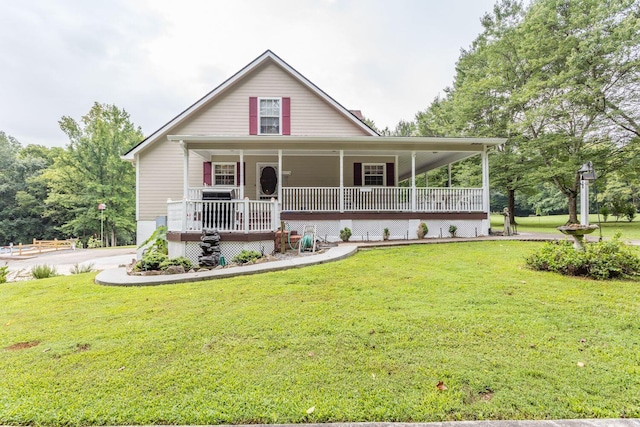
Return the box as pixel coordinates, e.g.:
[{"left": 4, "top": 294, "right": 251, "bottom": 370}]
[
  {"left": 282, "top": 187, "right": 340, "bottom": 211},
  {"left": 169, "top": 187, "right": 484, "bottom": 233},
  {"left": 281, "top": 187, "right": 484, "bottom": 212},
  {"left": 415, "top": 187, "right": 484, "bottom": 212},
  {"left": 167, "top": 199, "right": 278, "bottom": 233}
]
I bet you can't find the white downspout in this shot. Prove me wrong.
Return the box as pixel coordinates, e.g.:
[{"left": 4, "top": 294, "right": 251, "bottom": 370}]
[
  {"left": 180, "top": 140, "right": 188, "bottom": 200},
  {"left": 411, "top": 151, "right": 416, "bottom": 212}
]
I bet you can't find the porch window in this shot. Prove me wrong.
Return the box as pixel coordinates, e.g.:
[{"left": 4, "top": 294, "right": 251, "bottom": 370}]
[
  {"left": 259, "top": 98, "right": 281, "bottom": 134},
  {"left": 213, "top": 163, "right": 236, "bottom": 186},
  {"left": 363, "top": 163, "right": 385, "bottom": 186}
]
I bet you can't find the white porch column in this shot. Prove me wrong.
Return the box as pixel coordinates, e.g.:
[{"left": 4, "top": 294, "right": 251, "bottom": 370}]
[
  {"left": 481, "top": 145, "right": 490, "bottom": 217},
  {"left": 239, "top": 150, "right": 245, "bottom": 199},
  {"left": 180, "top": 140, "right": 188, "bottom": 200},
  {"left": 278, "top": 149, "right": 283, "bottom": 203},
  {"left": 411, "top": 151, "right": 417, "bottom": 212},
  {"left": 339, "top": 150, "right": 344, "bottom": 213},
  {"left": 448, "top": 164, "right": 452, "bottom": 187}
]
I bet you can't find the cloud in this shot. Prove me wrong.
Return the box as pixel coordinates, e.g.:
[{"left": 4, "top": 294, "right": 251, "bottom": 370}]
[{"left": 0, "top": 0, "right": 495, "bottom": 146}]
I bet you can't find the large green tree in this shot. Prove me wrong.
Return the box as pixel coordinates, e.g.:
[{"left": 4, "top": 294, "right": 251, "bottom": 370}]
[
  {"left": 44, "top": 103, "right": 143, "bottom": 246},
  {"left": 0, "top": 132, "right": 62, "bottom": 244},
  {"left": 419, "top": 0, "right": 640, "bottom": 224}
]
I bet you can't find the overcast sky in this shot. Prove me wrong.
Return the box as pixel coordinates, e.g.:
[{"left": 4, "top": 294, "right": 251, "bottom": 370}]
[{"left": 1, "top": 0, "right": 496, "bottom": 147}]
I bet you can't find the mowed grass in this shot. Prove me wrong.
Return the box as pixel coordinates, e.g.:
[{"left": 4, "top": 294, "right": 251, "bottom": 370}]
[
  {"left": 1, "top": 241, "right": 640, "bottom": 425},
  {"left": 491, "top": 214, "right": 640, "bottom": 240}
]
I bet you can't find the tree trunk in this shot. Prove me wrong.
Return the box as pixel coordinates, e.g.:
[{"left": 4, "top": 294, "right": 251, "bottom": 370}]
[
  {"left": 568, "top": 193, "right": 578, "bottom": 224},
  {"left": 507, "top": 188, "right": 517, "bottom": 225}
]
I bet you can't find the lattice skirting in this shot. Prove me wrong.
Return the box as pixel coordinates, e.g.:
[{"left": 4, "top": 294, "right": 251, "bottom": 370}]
[
  {"left": 283, "top": 219, "right": 486, "bottom": 242},
  {"left": 182, "top": 240, "right": 275, "bottom": 265},
  {"left": 168, "top": 219, "right": 486, "bottom": 264}
]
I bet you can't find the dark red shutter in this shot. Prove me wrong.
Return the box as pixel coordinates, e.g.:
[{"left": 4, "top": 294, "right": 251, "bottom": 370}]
[
  {"left": 386, "top": 163, "right": 395, "bottom": 186},
  {"left": 282, "top": 97, "right": 291, "bottom": 135},
  {"left": 249, "top": 97, "right": 258, "bottom": 135},
  {"left": 353, "top": 163, "right": 362, "bottom": 186},
  {"left": 236, "top": 162, "right": 246, "bottom": 186},
  {"left": 203, "top": 161, "right": 212, "bottom": 186}
]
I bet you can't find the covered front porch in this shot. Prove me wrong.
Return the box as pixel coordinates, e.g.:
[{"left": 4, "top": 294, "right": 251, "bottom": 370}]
[{"left": 166, "top": 135, "right": 503, "bottom": 241}]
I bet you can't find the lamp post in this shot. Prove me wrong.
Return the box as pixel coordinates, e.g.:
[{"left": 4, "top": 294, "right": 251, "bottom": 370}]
[{"left": 98, "top": 203, "right": 107, "bottom": 247}]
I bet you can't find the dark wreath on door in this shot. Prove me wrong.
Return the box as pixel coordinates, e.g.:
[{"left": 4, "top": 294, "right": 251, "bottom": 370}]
[{"left": 259, "top": 165, "right": 278, "bottom": 198}]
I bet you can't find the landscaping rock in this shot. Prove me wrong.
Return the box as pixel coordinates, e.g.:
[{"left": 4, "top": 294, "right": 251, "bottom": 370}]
[
  {"left": 199, "top": 229, "right": 222, "bottom": 267},
  {"left": 165, "top": 265, "right": 185, "bottom": 275}
]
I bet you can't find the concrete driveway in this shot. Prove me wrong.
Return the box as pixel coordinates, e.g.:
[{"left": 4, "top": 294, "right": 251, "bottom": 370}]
[{"left": 0, "top": 247, "right": 137, "bottom": 281}]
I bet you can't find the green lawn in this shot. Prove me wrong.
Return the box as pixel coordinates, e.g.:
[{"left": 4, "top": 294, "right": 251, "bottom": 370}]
[
  {"left": 491, "top": 214, "right": 640, "bottom": 240},
  {"left": 1, "top": 241, "right": 640, "bottom": 425}
]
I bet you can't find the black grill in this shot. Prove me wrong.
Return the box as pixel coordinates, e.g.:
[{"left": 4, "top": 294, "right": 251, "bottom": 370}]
[{"left": 202, "top": 188, "right": 236, "bottom": 200}]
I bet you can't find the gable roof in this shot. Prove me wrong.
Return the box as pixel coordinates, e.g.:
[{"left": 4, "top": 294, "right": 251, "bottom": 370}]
[{"left": 123, "top": 50, "right": 379, "bottom": 160}]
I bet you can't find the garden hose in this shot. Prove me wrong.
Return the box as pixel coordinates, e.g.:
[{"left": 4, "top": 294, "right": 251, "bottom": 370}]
[
  {"left": 284, "top": 222, "right": 300, "bottom": 250},
  {"left": 300, "top": 234, "right": 313, "bottom": 251}
]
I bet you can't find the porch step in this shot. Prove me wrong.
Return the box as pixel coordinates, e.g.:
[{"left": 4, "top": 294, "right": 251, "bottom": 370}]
[{"left": 275, "top": 230, "right": 300, "bottom": 252}]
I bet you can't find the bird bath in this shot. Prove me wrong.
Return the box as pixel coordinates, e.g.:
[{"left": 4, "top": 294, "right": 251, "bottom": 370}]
[
  {"left": 558, "top": 161, "right": 599, "bottom": 250},
  {"left": 557, "top": 224, "right": 599, "bottom": 251}
]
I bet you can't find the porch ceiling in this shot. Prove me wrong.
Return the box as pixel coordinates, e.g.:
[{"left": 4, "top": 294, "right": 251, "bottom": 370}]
[{"left": 171, "top": 135, "right": 506, "bottom": 177}]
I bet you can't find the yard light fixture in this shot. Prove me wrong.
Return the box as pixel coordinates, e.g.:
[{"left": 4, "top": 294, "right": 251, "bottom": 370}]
[
  {"left": 578, "top": 162, "right": 595, "bottom": 226},
  {"left": 98, "top": 203, "right": 107, "bottom": 247}
]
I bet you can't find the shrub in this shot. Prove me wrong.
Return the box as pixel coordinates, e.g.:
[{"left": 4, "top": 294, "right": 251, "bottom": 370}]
[
  {"left": 232, "top": 250, "right": 262, "bottom": 264},
  {"left": 138, "top": 226, "right": 168, "bottom": 255},
  {"left": 87, "top": 236, "right": 102, "bottom": 249},
  {"left": 624, "top": 204, "right": 636, "bottom": 222},
  {"left": 31, "top": 265, "right": 58, "bottom": 279},
  {"left": 0, "top": 264, "right": 8, "bottom": 284},
  {"left": 599, "top": 205, "right": 610, "bottom": 222},
  {"left": 70, "top": 263, "right": 95, "bottom": 274},
  {"left": 417, "top": 222, "right": 428, "bottom": 239},
  {"left": 527, "top": 233, "right": 640, "bottom": 280},
  {"left": 448, "top": 225, "right": 457, "bottom": 237},
  {"left": 159, "top": 256, "right": 193, "bottom": 271},
  {"left": 339, "top": 227, "right": 352, "bottom": 242},
  {"left": 135, "top": 251, "right": 168, "bottom": 271}
]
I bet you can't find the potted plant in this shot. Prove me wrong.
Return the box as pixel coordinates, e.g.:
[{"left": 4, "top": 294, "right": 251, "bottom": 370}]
[
  {"left": 417, "top": 222, "right": 428, "bottom": 239},
  {"left": 448, "top": 224, "right": 457, "bottom": 238},
  {"left": 383, "top": 227, "right": 390, "bottom": 241}
]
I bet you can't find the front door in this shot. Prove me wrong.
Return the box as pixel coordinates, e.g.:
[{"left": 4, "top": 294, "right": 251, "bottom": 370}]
[{"left": 257, "top": 163, "right": 278, "bottom": 200}]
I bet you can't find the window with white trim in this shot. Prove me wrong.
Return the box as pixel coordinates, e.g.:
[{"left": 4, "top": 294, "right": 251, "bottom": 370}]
[
  {"left": 363, "top": 163, "right": 385, "bottom": 186},
  {"left": 213, "top": 163, "right": 236, "bottom": 186},
  {"left": 259, "top": 98, "right": 281, "bottom": 134}
]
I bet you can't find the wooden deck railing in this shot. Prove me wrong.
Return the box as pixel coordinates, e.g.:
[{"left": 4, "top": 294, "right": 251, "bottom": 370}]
[{"left": 168, "top": 199, "right": 279, "bottom": 233}]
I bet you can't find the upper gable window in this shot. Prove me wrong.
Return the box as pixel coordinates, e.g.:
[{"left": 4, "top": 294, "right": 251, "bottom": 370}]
[{"left": 259, "top": 98, "right": 281, "bottom": 135}]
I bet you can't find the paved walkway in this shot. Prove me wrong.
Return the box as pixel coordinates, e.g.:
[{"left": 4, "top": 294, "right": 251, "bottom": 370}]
[
  {"left": 94, "top": 231, "right": 565, "bottom": 287},
  {"left": 95, "top": 245, "right": 358, "bottom": 286}
]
